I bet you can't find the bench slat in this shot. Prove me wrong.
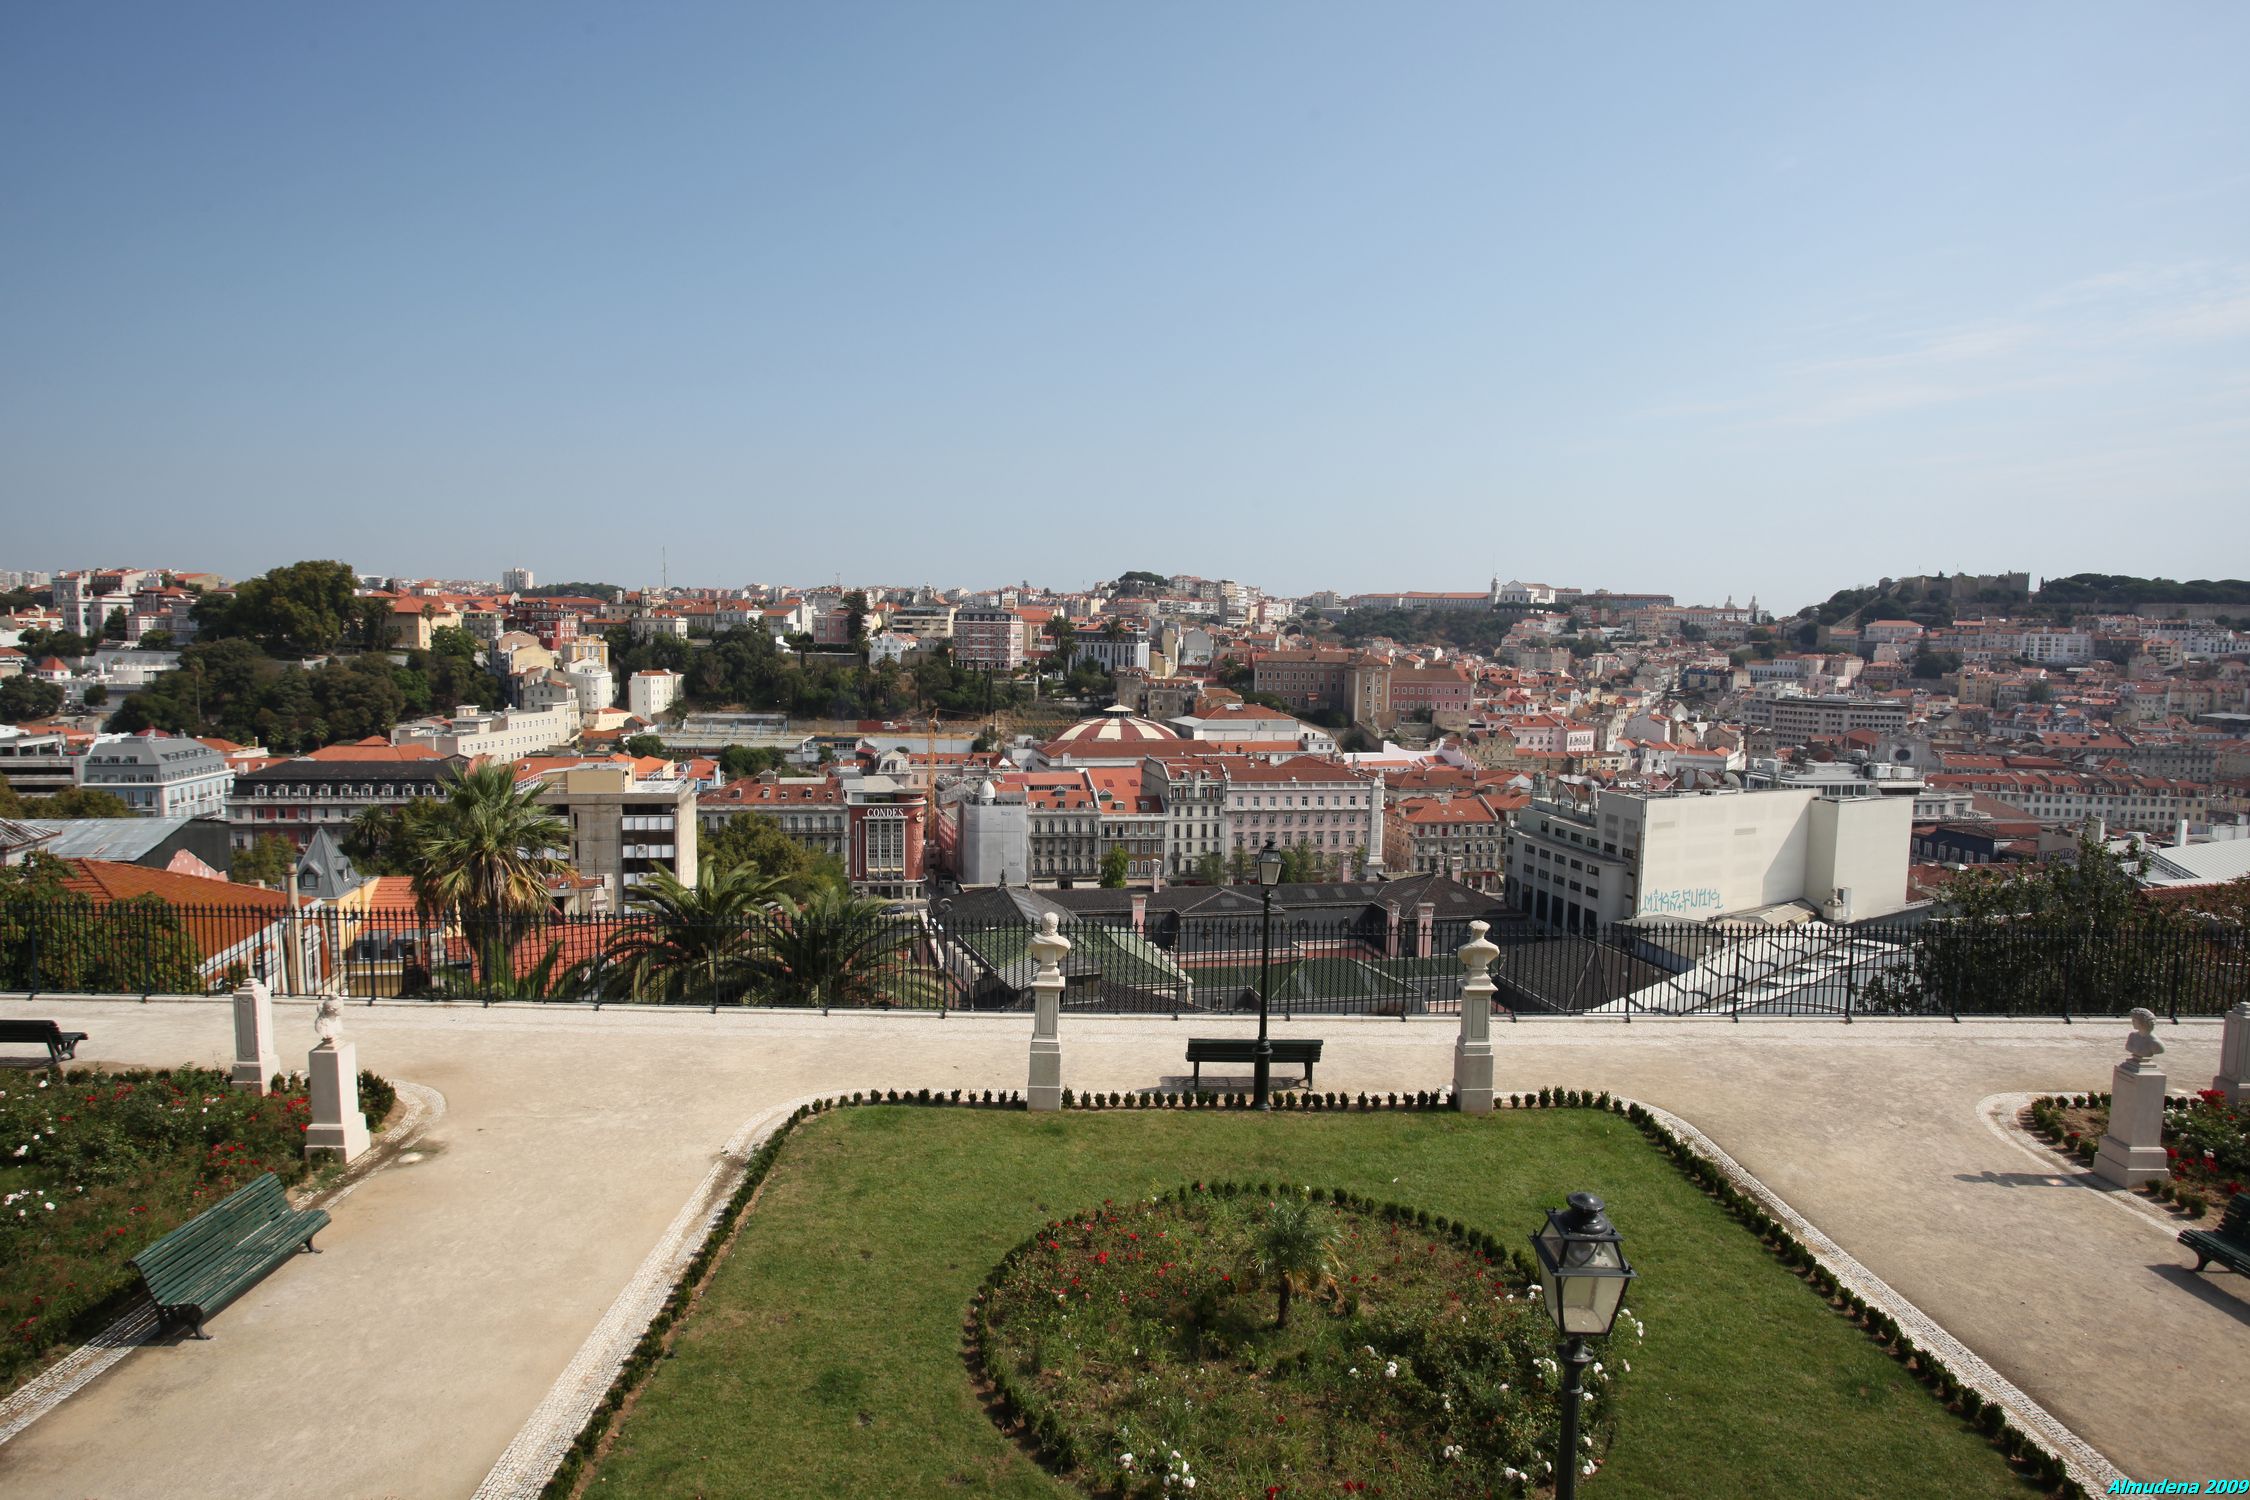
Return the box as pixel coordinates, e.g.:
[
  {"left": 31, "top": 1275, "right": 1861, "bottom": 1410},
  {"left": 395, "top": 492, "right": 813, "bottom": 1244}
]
[{"left": 128, "top": 1174, "right": 327, "bottom": 1334}]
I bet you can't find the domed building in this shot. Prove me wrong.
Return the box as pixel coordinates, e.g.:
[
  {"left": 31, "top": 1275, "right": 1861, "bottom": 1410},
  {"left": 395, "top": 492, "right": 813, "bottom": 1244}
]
[{"left": 1035, "top": 704, "right": 1183, "bottom": 766}]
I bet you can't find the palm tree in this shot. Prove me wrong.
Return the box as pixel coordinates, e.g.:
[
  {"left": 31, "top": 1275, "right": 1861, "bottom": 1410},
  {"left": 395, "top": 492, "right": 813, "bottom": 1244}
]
[
  {"left": 1238, "top": 1196, "right": 1340, "bottom": 1329},
  {"left": 597, "top": 862, "right": 788, "bottom": 1003},
  {"left": 402, "top": 762, "right": 571, "bottom": 989},
  {"left": 759, "top": 886, "right": 915, "bottom": 1009}
]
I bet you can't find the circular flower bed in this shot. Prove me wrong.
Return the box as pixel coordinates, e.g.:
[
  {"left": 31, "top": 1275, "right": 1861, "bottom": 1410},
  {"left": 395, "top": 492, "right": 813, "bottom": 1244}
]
[{"left": 973, "top": 1183, "right": 1636, "bottom": 1497}]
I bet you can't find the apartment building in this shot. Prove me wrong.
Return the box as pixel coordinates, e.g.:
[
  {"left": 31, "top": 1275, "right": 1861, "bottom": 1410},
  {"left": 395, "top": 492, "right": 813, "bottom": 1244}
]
[
  {"left": 1384, "top": 792, "right": 1514, "bottom": 888},
  {"left": 530, "top": 763, "right": 698, "bottom": 905},
  {"left": 1219, "top": 755, "right": 1383, "bottom": 878},
  {"left": 627, "top": 669, "right": 683, "bottom": 722},
  {"left": 1741, "top": 695, "right": 1911, "bottom": 743},
  {"left": 951, "top": 608, "right": 1027, "bottom": 670},
  {"left": 1508, "top": 783, "right": 1913, "bottom": 931},
  {"left": 228, "top": 756, "right": 460, "bottom": 851},
  {"left": 75, "top": 731, "right": 234, "bottom": 819},
  {"left": 0, "top": 726, "right": 80, "bottom": 799},
  {"left": 1923, "top": 768, "right": 2210, "bottom": 835},
  {"left": 390, "top": 704, "right": 575, "bottom": 761},
  {"left": 1252, "top": 648, "right": 1355, "bottom": 715}
]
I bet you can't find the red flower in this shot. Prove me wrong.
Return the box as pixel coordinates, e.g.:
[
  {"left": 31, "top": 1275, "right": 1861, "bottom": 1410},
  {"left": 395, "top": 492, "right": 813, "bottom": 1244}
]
[{"left": 1095, "top": 1252, "right": 1109, "bottom": 1266}]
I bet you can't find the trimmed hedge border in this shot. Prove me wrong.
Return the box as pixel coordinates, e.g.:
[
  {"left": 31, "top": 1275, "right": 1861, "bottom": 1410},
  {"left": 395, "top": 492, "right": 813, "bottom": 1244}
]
[{"left": 536, "top": 1085, "right": 2095, "bottom": 1500}]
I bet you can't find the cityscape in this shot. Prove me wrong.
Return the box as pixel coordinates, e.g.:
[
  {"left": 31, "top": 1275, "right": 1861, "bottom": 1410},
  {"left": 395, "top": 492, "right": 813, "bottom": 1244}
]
[
  {"left": 4, "top": 560, "right": 2246, "bottom": 928},
  {"left": 4, "top": 5, "right": 2248, "bottom": 1499}
]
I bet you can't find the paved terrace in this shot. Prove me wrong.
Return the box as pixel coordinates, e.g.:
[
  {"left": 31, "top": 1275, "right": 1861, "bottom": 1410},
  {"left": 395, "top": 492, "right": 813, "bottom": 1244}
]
[{"left": 0, "top": 997, "right": 2241, "bottom": 1498}]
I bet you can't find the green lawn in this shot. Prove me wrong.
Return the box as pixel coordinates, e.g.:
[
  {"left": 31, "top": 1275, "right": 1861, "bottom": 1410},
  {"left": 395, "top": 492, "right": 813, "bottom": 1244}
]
[{"left": 582, "top": 1108, "right": 2034, "bottom": 1499}]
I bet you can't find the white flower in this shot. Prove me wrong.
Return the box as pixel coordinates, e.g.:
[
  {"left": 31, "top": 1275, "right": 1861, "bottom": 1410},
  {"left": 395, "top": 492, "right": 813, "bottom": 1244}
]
[
  {"left": 1384, "top": 1361, "right": 1398, "bottom": 1379},
  {"left": 1583, "top": 1462, "right": 1596, "bottom": 1476},
  {"left": 1183, "top": 1480, "right": 1194, "bottom": 1491},
  {"left": 1348, "top": 1367, "right": 1359, "bottom": 1377},
  {"left": 43, "top": 1201, "right": 55, "bottom": 1211},
  {"left": 11, "top": 1145, "right": 24, "bottom": 1157},
  {"left": 1621, "top": 1359, "right": 1631, "bottom": 1373},
  {"left": 1120, "top": 1453, "right": 1134, "bottom": 1468}
]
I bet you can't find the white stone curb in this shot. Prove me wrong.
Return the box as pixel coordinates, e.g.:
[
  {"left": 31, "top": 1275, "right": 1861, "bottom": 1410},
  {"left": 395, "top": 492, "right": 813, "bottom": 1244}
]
[
  {"left": 1976, "top": 1091, "right": 2197, "bottom": 1237},
  {"left": 0, "top": 1080, "right": 444, "bottom": 1450},
  {"left": 471, "top": 1091, "right": 831, "bottom": 1500},
  {"left": 1637, "top": 1099, "right": 2123, "bottom": 1494}
]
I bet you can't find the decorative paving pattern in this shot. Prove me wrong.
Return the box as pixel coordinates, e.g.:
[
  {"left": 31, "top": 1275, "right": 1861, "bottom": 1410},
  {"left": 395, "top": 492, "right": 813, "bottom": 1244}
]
[
  {"left": 1641, "top": 1100, "right": 2124, "bottom": 1494},
  {"left": 471, "top": 1092, "right": 829, "bottom": 1500},
  {"left": 0, "top": 1080, "right": 444, "bottom": 1450}
]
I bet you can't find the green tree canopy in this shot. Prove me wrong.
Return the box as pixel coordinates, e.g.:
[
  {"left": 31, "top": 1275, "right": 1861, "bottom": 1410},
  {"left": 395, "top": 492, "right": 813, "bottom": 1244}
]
[
  {"left": 230, "top": 834, "right": 300, "bottom": 888},
  {"left": 702, "top": 813, "right": 848, "bottom": 903},
  {"left": 0, "top": 677, "right": 64, "bottom": 721},
  {"left": 194, "top": 560, "right": 379, "bottom": 655}
]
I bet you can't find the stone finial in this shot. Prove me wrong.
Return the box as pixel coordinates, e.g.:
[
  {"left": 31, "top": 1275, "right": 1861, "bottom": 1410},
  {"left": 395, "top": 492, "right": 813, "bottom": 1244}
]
[
  {"left": 313, "top": 994, "right": 343, "bottom": 1049},
  {"left": 1458, "top": 919, "right": 1499, "bottom": 975},
  {"left": 1029, "top": 911, "right": 1070, "bottom": 979},
  {"left": 2124, "top": 1006, "right": 2164, "bottom": 1066}
]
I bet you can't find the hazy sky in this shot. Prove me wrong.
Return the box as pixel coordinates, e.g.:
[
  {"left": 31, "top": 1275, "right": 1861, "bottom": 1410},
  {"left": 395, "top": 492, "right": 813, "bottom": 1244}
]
[{"left": 4, "top": 4, "right": 2247, "bottom": 610}]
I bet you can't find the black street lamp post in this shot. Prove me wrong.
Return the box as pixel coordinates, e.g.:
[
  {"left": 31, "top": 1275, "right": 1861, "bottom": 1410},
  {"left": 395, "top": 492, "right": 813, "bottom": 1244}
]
[
  {"left": 1253, "top": 839, "right": 1282, "bottom": 1109},
  {"left": 1529, "top": 1192, "right": 1636, "bottom": 1500}
]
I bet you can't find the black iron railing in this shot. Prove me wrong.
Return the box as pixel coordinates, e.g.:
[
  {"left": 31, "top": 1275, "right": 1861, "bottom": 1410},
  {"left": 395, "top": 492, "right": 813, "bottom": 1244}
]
[{"left": 2, "top": 896, "right": 2243, "bottom": 1019}]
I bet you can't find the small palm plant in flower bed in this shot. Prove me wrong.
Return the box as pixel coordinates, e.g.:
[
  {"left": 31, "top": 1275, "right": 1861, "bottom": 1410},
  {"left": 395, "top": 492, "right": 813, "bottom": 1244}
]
[
  {"left": 974, "top": 1183, "right": 1635, "bottom": 1498},
  {"left": 0, "top": 1065, "right": 364, "bottom": 1393}
]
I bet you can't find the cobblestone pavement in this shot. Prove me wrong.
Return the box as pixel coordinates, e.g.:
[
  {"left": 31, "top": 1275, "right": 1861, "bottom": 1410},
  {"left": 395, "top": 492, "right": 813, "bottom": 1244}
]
[{"left": 0, "top": 997, "right": 2238, "bottom": 1497}]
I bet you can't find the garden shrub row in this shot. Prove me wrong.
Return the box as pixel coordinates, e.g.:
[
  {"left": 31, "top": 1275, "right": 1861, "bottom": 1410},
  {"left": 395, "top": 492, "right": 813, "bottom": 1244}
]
[{"left": 536, "top": 1085, "right": 2091, "bottom": 1500}]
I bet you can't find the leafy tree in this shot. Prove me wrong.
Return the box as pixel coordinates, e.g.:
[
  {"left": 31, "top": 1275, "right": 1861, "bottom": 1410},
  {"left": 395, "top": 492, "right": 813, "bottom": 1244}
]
[
  {"left": 625, "top": 734, "right": 668, "bottom": 759},
  {"left": 343, "top": 801, "right": 444, "bottom": 876},
  {"left": 1100, "top": 843, "right": 1131, "bottom": 888},
  {"left": 1278, "top": 840, "right": 1328, "bottom": 884},
  {"left": 0, "top": 853, "right": 206, "bottom": 992},
  {"left": 137, "top": 629, "right": 173, "bottom": 651},
  {"left": 231, "top": 834, "right": 301, "bottom": 888},
  {"left": 1049, "top": 615, "right": 1077, "bottom": 669},
  {"left": 1192, "top": 853, "right": 1226, "bottom": 886},
  {"left": 0, "top": 677, "right": 64, "bottom": 721},
  {"left": 19, "top": 630, "right": 93, "bottom": 661},
  {"left": 23, "top": 788, "right": 132, "bottom": 819},
  {"left": 1112, "top": 571, "right": 1169, "bottom": 597},
  {"left": 194, "top": 560, "right": 373, "bottom": 655},
  {"left": 596, "top": 862, "right": 789, "bottom": 1002},
  {"left": 718, "top": 745, "right": 787, "bottom": 780},
  {"left": 1858, "top": 834, "right": 2197, "bottom": 1017},
  {"left": 81, "top": 684, "right": 108, "bottom": 708},
  {"left": 701, "top": 813, "right": 847, "bottom": 903},
  {"left": 1236, "top": 1196, "right": 1339, "bottom": 1329},
  {"left": 1678, "top": 621, "right": 1706, "bottom": 642},
  {"left": 842, "top": 590, "right": 870, "bottom": 654},
  {"left": 1226, "top": 847, "right": 1256, "bottom": 885},
  {"left": 2025, "top": 679, "right": 2053, "bottom": 704},
  {"left": 1911, "top": 649, "right": 1963, "bottom": 680}
]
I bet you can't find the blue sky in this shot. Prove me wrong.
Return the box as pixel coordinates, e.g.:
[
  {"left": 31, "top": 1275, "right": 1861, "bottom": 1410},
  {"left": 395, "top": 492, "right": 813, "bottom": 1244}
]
[{"left": 3, "top": 3, "right": 2245, "bottom": 609}]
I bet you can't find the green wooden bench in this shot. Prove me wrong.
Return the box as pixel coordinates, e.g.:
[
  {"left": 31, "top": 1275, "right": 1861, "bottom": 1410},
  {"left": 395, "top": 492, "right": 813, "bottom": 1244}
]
[
  {"left": 128, "top": 1173, "right": 330, "bottom": 1338},
  {"left": 2181, "top": 1194, "right": 2250, "bottom": 1276},
  {"left": 0, "top": 1018, "right": 88, "bottom": 1064},
  {"left": 1185, "top": 1036, "right": 1323, "bottom": 1089}
]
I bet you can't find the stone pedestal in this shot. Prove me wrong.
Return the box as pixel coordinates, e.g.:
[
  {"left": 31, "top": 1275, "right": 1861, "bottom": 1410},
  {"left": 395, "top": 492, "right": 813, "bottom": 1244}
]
[
  {"left": 304, "top": 1041, "right": 371, "bottom": 1164},
  {"left": 229, "top": 979, "right": 280, "bottom": 1094},
  {"left": 2095, "top": 1008, "right": 2170, "bottom": 1188},
  {"left": 2215, "top": 1001, "right": 2250, "bottom": 1107},
  {"left": 1453, "top": 920, "right": 1499, "bottom": 1115},
  {"left": 1026, "top": 913, "right": 1069, "bottom": 1113}
]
